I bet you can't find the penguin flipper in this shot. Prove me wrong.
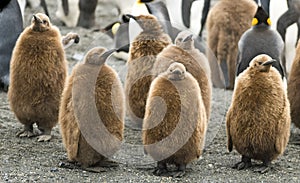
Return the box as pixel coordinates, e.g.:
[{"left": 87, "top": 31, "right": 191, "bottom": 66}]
[
  {"left": 277, "top": 10, "right": 299, "bottom": 42},
  {"left": 40, "top": 0, "right": 50, "bottom": 18},
  {"left": 199, "top": 0, "right": 211, "bottom": 37},
  {"left": 62, "top": 0, "right": 69, "bottom": 16},
  {"left": 182, "top": 0, "right": 196, "bottom": 28}
]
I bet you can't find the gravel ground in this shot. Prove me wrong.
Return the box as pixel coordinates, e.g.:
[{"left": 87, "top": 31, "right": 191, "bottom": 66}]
[{"left": 1, "top": 1, "right": 300, "bottom": 182}]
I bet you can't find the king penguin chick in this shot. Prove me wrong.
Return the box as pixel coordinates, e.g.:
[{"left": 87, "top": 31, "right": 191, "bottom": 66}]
[
  {"left": 226, "top": 54, "right": 290, "bottom": 173},
  {"left": 237, "top": 6, "right": 286, "bottom": 86},
  {"left": 288, "top": 40, "right": 300, "bottom": 129},
  {"left": 143, "top": 62, "right": 207, "bottom": 177},
  {"left": 206, "top": 0, "right": 257, "bottom": 89},
  {"left": 59, "top": 47, "right": 124, "bottom": 171},
  {"left": 153, "top": 31, "right": 211, "bottom": 121},
  {"left": 8, "top": 13, "right": 67, "bottom": 142},
  {"left": 124, "top": 14, "right": 172, "bottom": 128}
]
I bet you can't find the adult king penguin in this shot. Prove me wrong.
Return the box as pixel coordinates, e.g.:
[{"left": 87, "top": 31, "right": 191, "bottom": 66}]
[{"left": 236, "top": 6, "right": 286, "bottom": 86}]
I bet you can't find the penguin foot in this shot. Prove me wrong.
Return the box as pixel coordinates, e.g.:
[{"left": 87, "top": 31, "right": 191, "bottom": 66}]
[
  {"left": 171, "top": 170, "right": 186, "bottom": 178},
  {"left": 16, "top": 129, "right": 35, "bottom": 138},
  {"left": 153, "top": 168, "right": 168, "bottom": 176},
  {"left": 153, "top": 161, "right": 168, "bottom": 176},
  {"left": 58, "top": 160, "right": 79, "bottom": 170},
  {"left": 97, "top": 159, "right": 119, "bottom": 167},
  {"left": 233, "top": 156, "right": 252, "bottom": 170},
  {"left": 171, "top": 163, "right": 186, "bottom": 178},
  {"left": 82, "top": 166, "right": 107, "bottom": 173},
  {"left": 254, "top": 165, "right": 270, "bottom": 174},
  {"left": 233, "top": 161, "right": 252, "bottom": 170},
  {"left": 37, "top": 134, "right": 52, "bottom": 142},
  {"left": 254, "top": 161, "right": 271, "bottom": 174}
]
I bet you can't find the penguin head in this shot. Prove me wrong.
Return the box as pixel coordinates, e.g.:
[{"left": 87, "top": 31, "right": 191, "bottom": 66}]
[
  {"left": 250, "top": 54, "right": 276, "bottom": 72},
  {"left": 84, "top": 47, "right": 116, "bottom": 66},
  {"left": 175, "top": 31, "right": 194, "bottom": 50},
  {"left": 125, "top": 14, "right": 161, "bottom": 32},
  {"left": 167, "top": 62, "right": 186, "bottom": 81},
  {"left": 31, "top": 13, "right": 51, "bottom": 32},
  {"left": 252, "top": 6, "right": 271, "bottom": 27}
]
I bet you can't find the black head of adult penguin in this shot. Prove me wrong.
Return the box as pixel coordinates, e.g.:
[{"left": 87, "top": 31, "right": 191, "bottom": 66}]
[
  {"left": 251, "top": 6, "right": 271, "bottom": 28},
  {"left": 0, "top": 0, "right": 11, "bottom": 11},
  {"left": 31, "top": 13, "right": 51, "bottom": 32}
]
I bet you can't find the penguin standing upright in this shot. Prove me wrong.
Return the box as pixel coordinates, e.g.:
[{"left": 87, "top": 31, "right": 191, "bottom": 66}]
[
  {"left": 226, "top": 54, "right": 290, "bottom": 173},
  {"left": 206, "top": 0, "right": 257, "bottom": 89},
  {"left": 237, "top": 6, "right": 286, "bottom": 83},
  {"left": 124, "top": 14, "right": 171, "bottom": 128},
  {"left": 8, "top": 13, "right": 67, "bottom": 142},
  {"left": 277, "top": 0, "right": 300, "bottom": 74},
  {"left": 143, "top": 62, "right": 207, "bottom": 177},
  {"left": 59, "top": 47, "right": 124, "bottom": 171},
  {"left": 287, "top": 40, "right": 300, "bottom": 129},
  {"left": 0, "top": 0, "right": 23, "bottom": 91}
]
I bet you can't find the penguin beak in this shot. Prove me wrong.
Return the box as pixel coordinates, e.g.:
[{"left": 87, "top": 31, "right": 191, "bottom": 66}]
[
  {"left": 100, "top": 49, "right": 117, "bottom": 62},
  {"left": 33, "top": 15, "right": 42, "bottom": 24},
  {"left": 124, "top": 14, "right": 137, "bottom": 21},
  {"left": 183, "top": 34, "right": 193, "bottom": 42},
  {"left": 260, "top": 59, "right": 276, "bottom": 72},
  {"left": 262, "top": 59, "right": 276, "bottom": 66},
  {"left": 173, "top": 69, "right": 181, "bottom": 75}
]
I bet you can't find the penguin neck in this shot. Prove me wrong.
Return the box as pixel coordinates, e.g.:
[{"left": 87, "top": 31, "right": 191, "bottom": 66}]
[{"left": 253, "top": 23, "right": 271, "bottom": 30}]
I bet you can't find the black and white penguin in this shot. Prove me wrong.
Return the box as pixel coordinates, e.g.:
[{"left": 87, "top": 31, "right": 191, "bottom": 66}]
[
  {"left": 236, "top": 6, "right": 286, "bottom": 86},
  {"left": 0, "top": 0, "right": 23, "bottom": 91}
]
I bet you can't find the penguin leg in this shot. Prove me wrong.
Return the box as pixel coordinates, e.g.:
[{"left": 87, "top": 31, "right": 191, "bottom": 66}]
[
  {"left": 233, "top": 155, "right": 252, "bottom": 170},
  {"left": 220, "top": 60, "right": 230, "bottom": 89},
  {"left": 16, "top": 124, "right": 35, "bottom": 138},
  {"left": 153, "top": 161, "right": 168, "bottom": 176},
  {"left": 254, "top": 161, "right": 271, "bottom": 174},
  {"left": 37, "top": 126, "right": 52, "bottom": 142},
  {"left": 171, "top": 163, "right": 186, "bottom": 178}
]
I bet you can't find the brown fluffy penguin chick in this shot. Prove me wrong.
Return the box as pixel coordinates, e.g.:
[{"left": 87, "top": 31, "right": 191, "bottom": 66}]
[
  {"left": 143, "top": 62, "right": 207, "bottom": 178},
  {"left": 8, "top": 13, "right": 67, "bottom": 142},
  {"left": 226, "top": 54, "right": 290, "bottom": 174},
  {"left": 288, "top": 40, "right": 300, "bottom": 129},
  {"left": 174, "top": 30, "right": 212, "bottom": 120},
  {"left": 153, "top": 43, "right": 210, "bottom": 122},
  {"left": 206, "top": 0, "right": 257, "bottom": 89},
  {"left": 59, "top": 47, "right": 125, "bottom": 170},
  {"left": 125, "top": 14, "right": 172, "bottom": 128}
]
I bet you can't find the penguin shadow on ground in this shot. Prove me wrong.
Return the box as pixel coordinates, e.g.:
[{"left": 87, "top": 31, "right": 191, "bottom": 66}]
[
  {"left": 289, "top": 124, "right": 300, "bottom": 145},
  {"left": 58, "top": 158, "right": 120, "bottom": 173}
]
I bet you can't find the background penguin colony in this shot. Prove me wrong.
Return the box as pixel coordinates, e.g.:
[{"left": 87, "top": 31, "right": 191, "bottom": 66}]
[{"left": 0, "top": 0, "right": 300, "bottom": 180}]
